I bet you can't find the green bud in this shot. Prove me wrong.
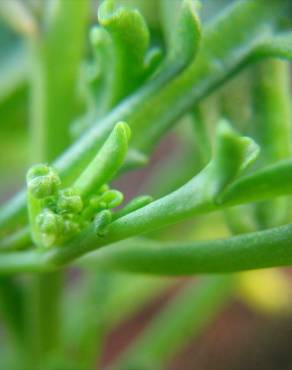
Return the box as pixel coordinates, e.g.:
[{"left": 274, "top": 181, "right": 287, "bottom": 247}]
[
  {"left": 36, "top": 209, "right": 64, "bottom": 248},
  {"left": 94, "top": 210, "right": 112, "bottom": 237},
  {"left": 43, "top": 195, "right": 58, "bottom": 212},
  {"left": 100, "top": 189, "right": 124, "bottom": 209},
  {"left": 98, "top": 184, "right": 109, "bottom": 194},
  {"left": 27, "top": 164, "right": 61, "bottom": 199},
  {"left": 57, "top": 188, "right": 83, "bottom": 214},
  {"left": 62, "top": 220, "right": 80, "bottom": 239},
  {"left": 89, "top": 195, "right": 102, "bottom": 209}
]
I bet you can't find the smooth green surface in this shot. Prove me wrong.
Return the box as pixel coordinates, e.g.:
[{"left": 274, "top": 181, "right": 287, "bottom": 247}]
[
  {"left": 1, "top": 1, "right": 292, "bottom": 368},
  {"left": 1, "top": 0, "right": 288, "bottom": 233}
]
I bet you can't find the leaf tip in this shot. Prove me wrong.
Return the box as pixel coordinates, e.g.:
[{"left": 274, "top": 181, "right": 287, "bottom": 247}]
[{"left": 115, "top": 121, "right": 131, "bottom": 141}]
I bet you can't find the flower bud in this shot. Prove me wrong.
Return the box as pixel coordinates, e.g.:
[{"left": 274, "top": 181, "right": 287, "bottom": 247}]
[
  {"left": 27, "top": 164, "right": 61, "bottom": 199},
  {"left": 36, "top": 209, "right": 63, "bottom": 248},
  {"left": 58, "top": 188, "right": 83, "bottom": 214},
  {"left": 100, "top": 189, "right": 124, "bottom": 209}
]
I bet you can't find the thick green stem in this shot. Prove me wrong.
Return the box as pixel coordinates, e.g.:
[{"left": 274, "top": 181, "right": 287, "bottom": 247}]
[
  {"left": 26, "top": 0, "right": 88, "bottom": 366},
  {"left": 3, "top": 155, "right": 292, "bottom": 272},
  {"left": 29, "top": 0, "right": 88, "bottom": 162},
  {"left": 75, "top": 224, "right": 292, "bottom": 275},
  {"left": 3, "top": 220, "right": 292, "bottom": 275},
  {"left": 252, "top": 60, "right": 292, "bottom": 228}
]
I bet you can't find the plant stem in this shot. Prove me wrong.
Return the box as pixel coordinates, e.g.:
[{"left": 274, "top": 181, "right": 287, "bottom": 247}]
[
  {"left": 4, "top": 220, "right": 292, "bottom": 275},
  {"left": 26, "top": 0, "right": 88, "bottom": 366},
  {"left": 252, "top": 60, "right": 292, "bottom": 228},
  {"left": 2, "top": 155, "right": 292, "bottom": 274},
  {"left": 74, "top": 224, "right": 292, "bottom": 275},
  {"left": 29, "top": 0, "right": 88, "bottom": 163}
]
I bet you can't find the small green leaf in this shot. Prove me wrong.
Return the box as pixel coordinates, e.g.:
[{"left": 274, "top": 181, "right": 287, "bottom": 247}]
[
  {"left": 219, "top": 159, "right": 292, "bottom": 206},
  {"left": 122, "top": 149, "right": 149, "bottom": 172},
  {"left": 74, "top": 122, "right": 131, "bottom": 199},
  {"left": 166, "top": 0, "right": 201, "bottom": 71},
  {"left": 152, "top": 0, "right": 201, "bottom": 83},
  {"left": 100, "top": 190, "right": 124, "bottom": 209},
  {"left": 209, "top": 119, "right": 260, "bottom": 197},
  {"left": 88, "top": 26, "right": 115, "bottom": 116},
  {"left": 97, "top": 0, "right": 150, "bottom": 104}
]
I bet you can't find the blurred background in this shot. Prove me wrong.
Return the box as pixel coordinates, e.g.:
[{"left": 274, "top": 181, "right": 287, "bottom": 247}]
[{"left": 1, "top": 0, "right": 292, "bottom": 369}]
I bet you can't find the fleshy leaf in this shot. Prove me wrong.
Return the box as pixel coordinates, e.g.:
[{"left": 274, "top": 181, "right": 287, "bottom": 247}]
[
  {"left": 99, "top": 190, "right": 124, "bottom": 209},
  {"left": 208, "top": 119, "right": 260, "bottom": 197},
  {"left": 152, "top": 0, "right": 201, "bottom": 83},
  {"left": 74, "top": 122, "right": 131, "bottom": 199},
  {"left": 165, "top": 0, "right": 201, "bottom": 71},
  {"left": 219, "top": 159, "right": 292, "bottom": 206},
  {"left": 99, "top": 121, "right": 259, "bottom": 243},
  {"left": 251, "top": 32, "right": 292, "bottom": 61},
  {"left": 97, "top": 0, "right": 151, "bottom": 104},
  {"left": 88, "top": 27, "right": 115, "bottom": 115}
]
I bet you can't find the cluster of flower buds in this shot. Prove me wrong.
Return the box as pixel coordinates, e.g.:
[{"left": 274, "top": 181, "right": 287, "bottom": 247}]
[
  {"left": 27, "top": 164, "right": 84, "bottom": 248},
  {"left": 26, "top": 164, "right": 125, "bottom": 248},
  {"left": 26, "top": 122, "right": 153, "bottom": 249}
]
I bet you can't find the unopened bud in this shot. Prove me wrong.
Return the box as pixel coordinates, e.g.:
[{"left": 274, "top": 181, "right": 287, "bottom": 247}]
[{"left": 27, "top": 164, "right": 61, "bottom": 199}]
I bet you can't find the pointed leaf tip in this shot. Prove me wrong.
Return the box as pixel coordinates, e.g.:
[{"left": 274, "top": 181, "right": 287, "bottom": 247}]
[
  {"left": 211, "top": 119, "right": 260, "bottom": 196},
  {"left": 216, "top": 119, "right": 260, "bottom": 172},
  {"left": 115, "top": 121, "right": 131, "bottom": 141}
]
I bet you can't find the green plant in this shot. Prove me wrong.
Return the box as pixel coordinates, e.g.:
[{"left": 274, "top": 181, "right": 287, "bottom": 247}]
[{"left": 1, "top": 0, "right": 292, "bottom": 368}]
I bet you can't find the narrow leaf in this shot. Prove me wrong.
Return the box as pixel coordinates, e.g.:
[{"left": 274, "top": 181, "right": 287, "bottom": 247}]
[
  {"left": 74, "top": 122, "right": 131, "bottom": 199},
  {"left": 97, "top": 0, "right": 150, "bottom": 104}
]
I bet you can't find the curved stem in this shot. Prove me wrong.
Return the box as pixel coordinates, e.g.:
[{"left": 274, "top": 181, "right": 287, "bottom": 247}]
[
  {"left": 77, "top": 224, "right": 292, "bottom": 275},
  {"left": 3, "top": 222, "right": 292, "bottom": 276},
  {"left": 27, "top": 0, "right": 89, "bottom": 365}
]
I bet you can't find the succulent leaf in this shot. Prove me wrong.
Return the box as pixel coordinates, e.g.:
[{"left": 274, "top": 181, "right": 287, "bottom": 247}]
[{"left": 74, "top": 122, "right": 131, "bottom": 199}]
